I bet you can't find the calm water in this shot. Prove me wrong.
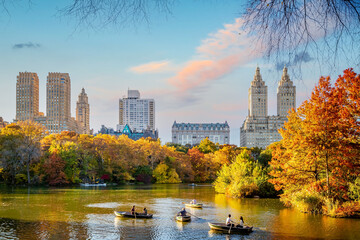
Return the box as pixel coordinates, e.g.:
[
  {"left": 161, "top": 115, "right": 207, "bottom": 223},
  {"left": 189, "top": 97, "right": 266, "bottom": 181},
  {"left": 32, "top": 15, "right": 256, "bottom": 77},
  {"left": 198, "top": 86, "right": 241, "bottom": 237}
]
[{"left": 0, "top": 184, "right": 359, "bottom": 240}]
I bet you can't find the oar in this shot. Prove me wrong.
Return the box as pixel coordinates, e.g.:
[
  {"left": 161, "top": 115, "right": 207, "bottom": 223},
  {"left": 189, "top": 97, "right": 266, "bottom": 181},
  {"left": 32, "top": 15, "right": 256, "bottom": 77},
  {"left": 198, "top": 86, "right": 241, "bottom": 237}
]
[
  {"left": 187, "top": 212, "right": 202, "bottom": 219},
  {"left": 229, "top": 221, "right": 240, "bottom": 234}
]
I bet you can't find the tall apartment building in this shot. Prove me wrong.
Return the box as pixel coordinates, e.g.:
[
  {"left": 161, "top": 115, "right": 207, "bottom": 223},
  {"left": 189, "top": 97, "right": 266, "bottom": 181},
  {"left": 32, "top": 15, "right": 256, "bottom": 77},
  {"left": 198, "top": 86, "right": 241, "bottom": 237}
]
[
  {"left": 249, "top": 67, "right": 268, "bottom": 117},
  {"left": 16, "top": 72, "right": 39, "bottom": 121},
  {"left": 46, "top": 72, "right": 73, "bottom": 134},
  {"left": 172, "top": 121, "right": 230, "bottom": 145},
  {"left": 76, "top": 88, "right": 90, "bottom": 134},
  {"left": 117, "top": 90, "right": 155, "bottom": 132},
  {"left": 277, "top": 67, "right": 296, "bottom": 116},
  {"left": 240, "top": 66, "right": 296, "bottom": 149}
]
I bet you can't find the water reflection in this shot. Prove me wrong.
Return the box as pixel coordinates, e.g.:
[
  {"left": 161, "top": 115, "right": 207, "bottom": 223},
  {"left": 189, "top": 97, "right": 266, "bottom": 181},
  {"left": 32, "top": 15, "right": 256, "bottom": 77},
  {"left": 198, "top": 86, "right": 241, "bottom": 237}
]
[{"left": 0, "top": 184, "right": 359, "bottom": 239}]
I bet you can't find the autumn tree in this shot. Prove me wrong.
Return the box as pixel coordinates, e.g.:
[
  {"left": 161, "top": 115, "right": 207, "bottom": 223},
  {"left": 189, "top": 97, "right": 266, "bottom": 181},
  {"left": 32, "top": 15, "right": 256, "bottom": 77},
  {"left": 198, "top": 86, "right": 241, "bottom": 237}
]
[
  {"left": 269, "top": 69, "right": 360, "bottom": 215},
  {"left": 152, "top": 163, "right": 181, "bottom": 184},
  {"left": 17, "top": 121, "right": 46, "bottom": 184},
  {"left": 0, "top": 124, "right": 24, "bottom": 184},
  {"left": 0, "top": 121, "right": 45, "bottom": 184},
  {"left": 43, "top": 152, "right": 68, "bottom": 186},
  {"left": 197, "top": 138, "right": 218, "bottom": 154}
]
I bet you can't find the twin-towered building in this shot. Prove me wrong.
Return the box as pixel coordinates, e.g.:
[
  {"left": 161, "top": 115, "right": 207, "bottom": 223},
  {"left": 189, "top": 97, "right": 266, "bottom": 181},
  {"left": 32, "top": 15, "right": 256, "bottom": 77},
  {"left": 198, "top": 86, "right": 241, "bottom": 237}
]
[
  {"left": 16, "top": 72, "right": 90, "bottom": 134},
  {"left": 171, "top": 66, "right": 295, "bottom": 148},
  {"left": 240, "top": 66, "right": 296, "bottom": 148}
]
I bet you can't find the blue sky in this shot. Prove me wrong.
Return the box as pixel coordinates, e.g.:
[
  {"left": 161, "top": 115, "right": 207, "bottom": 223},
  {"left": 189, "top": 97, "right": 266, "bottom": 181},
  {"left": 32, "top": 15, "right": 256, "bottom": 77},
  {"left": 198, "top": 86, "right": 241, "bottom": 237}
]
[{"left": 0, "top": 0, "right": 355, "bottom": 144}]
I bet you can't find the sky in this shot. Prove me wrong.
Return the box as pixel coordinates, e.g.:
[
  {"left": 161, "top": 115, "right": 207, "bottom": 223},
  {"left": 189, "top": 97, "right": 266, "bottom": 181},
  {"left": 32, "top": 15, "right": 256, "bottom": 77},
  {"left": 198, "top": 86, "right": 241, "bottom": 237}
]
[{"left": 0, "top": 0, "right": 355, "bottom": 145}]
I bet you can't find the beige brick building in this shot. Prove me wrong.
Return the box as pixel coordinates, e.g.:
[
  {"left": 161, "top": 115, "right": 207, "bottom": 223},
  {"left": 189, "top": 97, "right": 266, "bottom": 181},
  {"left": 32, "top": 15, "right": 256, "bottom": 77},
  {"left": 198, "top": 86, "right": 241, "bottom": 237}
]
[
  {"left": 240, "top": 66, "right": 296, "bottom": 149},
  {"left": 46, "top": 72, "right": 74, "bottom": 133},
  {"left": 76, "top": 88, "right": 90, "bottom": 134},
  {"left": 16, "top": 72, "right": 39, "bottom": 121},
  {"left": 15, "top": 72, "right": 89, "bottom": 134}
]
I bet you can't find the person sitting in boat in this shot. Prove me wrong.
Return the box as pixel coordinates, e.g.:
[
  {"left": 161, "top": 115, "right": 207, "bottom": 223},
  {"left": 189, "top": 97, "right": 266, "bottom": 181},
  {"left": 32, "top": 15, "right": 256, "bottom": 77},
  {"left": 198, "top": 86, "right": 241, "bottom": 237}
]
[
  {"left": 236, "top": 216, "right": 244, "bottom": 228},
  {"left": 226, "top": 214, "right": 235, "bottom": 227},
  {"left": 131, "top": 205, "right": 136, "bottom": 215},
  {"left": 190, "top": 199, "right": 197, "bottom": 204},
  {"left": 143, "top": 207, "right": 147, "bottom": 215},
  {"left": 178, "top": 208, "right": 187, "bottom": 216}
]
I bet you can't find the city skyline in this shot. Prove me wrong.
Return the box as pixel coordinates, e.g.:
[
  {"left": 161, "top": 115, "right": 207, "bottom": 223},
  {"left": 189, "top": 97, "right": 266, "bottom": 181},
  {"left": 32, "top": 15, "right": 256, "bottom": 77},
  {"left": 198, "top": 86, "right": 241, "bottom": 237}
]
[{"left": 0, "top": 1, "right": 355, "bottom": 144}]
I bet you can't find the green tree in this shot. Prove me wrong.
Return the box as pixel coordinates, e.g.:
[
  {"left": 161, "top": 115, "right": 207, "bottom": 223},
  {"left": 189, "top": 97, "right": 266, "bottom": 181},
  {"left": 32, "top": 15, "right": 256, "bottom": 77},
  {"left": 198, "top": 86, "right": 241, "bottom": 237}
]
[
  {"left": 197, "top": 138, "right": 218, "bottom": 154},
  {"left": 214, "top": 150, "right": 274, "bottom": 198},
  {"left": 152, "top": 163, "right": 181, "bottom": 184}
]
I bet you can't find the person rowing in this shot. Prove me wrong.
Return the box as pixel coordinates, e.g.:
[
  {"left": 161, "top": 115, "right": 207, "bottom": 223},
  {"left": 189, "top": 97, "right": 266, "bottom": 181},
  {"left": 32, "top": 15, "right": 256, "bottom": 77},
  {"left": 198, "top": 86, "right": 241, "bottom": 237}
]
[
  {"left": 131, "top": 205, "right": 136, "bottom": 215},
  {"left": 143, "top": 207, "right": 148, "bottom": 215},
  {"left": 178, "top": 208, "right": 187, "bottom": 216},
  {"left": 190, "top": 199, "right": 197, "bottom": 204},
  {"left": 226, "top": 214, "right": 236, "bottom": 227}
]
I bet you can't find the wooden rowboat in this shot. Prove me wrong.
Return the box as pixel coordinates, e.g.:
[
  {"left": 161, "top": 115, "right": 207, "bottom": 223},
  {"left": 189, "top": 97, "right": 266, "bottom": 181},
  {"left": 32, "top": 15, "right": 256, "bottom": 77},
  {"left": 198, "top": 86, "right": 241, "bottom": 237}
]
[
  {"left": 185, "top": 203, "right": 203, "bottom": 208},
  {"left": 208, "top": 222, "right": 253, "bottom": 234},
  {"left": 176, "top": 215, "right": 191, "bottom": 222},
  {"left": 114, "top": 211, "right": 153, "bottom": 219}
]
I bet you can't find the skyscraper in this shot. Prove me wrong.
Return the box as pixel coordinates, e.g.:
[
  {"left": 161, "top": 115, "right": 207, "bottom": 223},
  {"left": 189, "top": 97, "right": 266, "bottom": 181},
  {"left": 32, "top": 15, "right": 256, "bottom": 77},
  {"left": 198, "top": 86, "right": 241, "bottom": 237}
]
[
  {"left": 240, "top": 66, "right": 296, "bottom": 148},
  {"left": 76, "top": 88, "right": 90, "bottom": 134},
  {"left": 46, "top": 72, "right": 72, "bottom": 133},
  {"left": 277, "top": 66, "right": 296, "bottom": 116},
  {"left": 249, "top": 66, "right": 268, "bottom": 117},
  {"left": 16, "top": 72, "right": 39, "bottom": 121},
  {"left": 117, "top": 90, "right": 155, "bottom": 132}
]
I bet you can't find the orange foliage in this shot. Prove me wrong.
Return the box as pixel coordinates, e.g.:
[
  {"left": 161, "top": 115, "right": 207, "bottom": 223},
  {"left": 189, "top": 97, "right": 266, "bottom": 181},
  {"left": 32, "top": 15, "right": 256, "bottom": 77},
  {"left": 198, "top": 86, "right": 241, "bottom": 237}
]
[{"left": 270, "top": 69, "right": 360, "bottom": 203}]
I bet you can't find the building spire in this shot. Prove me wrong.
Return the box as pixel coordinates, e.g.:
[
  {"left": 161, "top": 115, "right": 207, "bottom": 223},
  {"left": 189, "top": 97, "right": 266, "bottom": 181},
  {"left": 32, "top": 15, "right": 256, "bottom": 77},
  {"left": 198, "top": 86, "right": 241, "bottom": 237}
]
[
  {"left": 280, "top": 65, "right": 290, "bottom": 83},
  {"left": 253, "top": 66, "right": 263, "bottom": 82}
]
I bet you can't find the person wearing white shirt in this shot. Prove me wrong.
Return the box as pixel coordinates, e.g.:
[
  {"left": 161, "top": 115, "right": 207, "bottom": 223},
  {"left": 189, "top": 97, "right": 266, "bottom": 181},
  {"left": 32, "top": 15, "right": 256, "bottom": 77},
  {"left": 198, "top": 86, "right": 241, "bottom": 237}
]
[{"left": 226, "top": 214, "right": 234, "bottom": 226}]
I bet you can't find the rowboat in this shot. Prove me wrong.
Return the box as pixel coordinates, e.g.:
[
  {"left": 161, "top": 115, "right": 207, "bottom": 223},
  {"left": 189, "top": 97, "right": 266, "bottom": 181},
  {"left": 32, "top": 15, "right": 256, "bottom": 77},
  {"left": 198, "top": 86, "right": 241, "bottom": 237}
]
[
  {"left": 114, "top": 211, "right": 153, "bottom": 219},
  {"left": 185, "top": 203, "right": 203, "bottom": 208},
  {"left": 80, "top": 183, "right": 106, "bottom": 187},
  {"left": 208, "top": 222, "right": 253, "bottom": 234},
  {"left": 176, "top": 215, "right": 191, "bottom": 222}
]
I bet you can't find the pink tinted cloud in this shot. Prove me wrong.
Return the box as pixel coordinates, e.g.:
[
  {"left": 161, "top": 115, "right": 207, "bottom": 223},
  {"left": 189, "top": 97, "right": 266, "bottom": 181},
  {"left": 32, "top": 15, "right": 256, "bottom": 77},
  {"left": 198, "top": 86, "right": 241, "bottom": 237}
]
[
  {"left": 130, "top": 60, "right": 173, "bottom": 74},
  {"left": 169, "top": 18, "right": 263, "bottom": 93}
]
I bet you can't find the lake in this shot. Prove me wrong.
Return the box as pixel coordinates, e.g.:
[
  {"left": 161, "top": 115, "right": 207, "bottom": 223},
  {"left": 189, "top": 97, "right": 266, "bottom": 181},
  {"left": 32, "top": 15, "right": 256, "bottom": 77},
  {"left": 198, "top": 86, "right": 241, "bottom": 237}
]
[{"left": 0, "top": 184, "right": 359, "bottom": 239}]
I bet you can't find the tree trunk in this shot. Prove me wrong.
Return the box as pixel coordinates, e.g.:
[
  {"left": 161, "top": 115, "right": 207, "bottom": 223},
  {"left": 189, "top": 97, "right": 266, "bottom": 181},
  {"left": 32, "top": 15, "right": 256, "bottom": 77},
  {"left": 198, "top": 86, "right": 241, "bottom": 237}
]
[
  {"left": 325, "top": 152, "right": 330, "bottom": 197},
  {"left": 27, "top": 157, "right": 31, "bottom": 185}
]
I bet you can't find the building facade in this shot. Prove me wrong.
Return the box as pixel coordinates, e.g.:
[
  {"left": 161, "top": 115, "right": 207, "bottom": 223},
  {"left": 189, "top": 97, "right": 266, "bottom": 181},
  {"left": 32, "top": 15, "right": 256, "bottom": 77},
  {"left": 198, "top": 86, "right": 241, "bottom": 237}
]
[
  {"left": 14, "top": 72, "right": 88, "bottom": 134},
  {"left": 277, "top": 67, "right": 296, "bottom": 116},
  {"left": 97, "top": 124, "right": 158, "bottom": 141},
  {"left": 240, "top": 66, "right": 296, "bottom": 149},
  {"left": 46, "top": 72, "right": 80, "bottom": 134},
  {"left": 117, "top": 90, "right": 155, "bottom": 132},
  {"left": 172, "top": 121, "right": 230, "bottom": 145},
  {"left": 16, "top": 72, "right": 39, "bottom": 121},
  {"left": 76, "top": 88, "right": 90, "bottom": 134}
]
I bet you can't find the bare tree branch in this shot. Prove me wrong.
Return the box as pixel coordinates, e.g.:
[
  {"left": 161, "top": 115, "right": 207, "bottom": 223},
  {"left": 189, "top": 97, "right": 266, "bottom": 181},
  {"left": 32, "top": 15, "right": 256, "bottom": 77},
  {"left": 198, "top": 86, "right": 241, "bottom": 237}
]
[{"left": 242, "top": 0, "right": 360, "bottom": 71}]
